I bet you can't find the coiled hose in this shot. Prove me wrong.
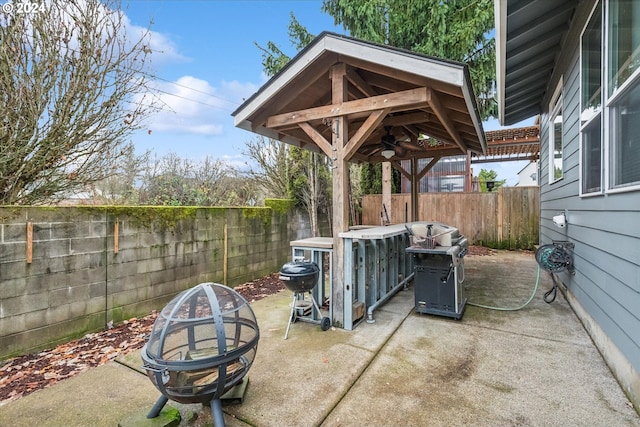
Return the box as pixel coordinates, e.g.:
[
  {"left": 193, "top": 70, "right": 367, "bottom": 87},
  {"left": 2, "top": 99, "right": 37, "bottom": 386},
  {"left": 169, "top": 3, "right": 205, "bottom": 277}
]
[{"left": 467, "top": 265, "right": 542, "bottom": 311}]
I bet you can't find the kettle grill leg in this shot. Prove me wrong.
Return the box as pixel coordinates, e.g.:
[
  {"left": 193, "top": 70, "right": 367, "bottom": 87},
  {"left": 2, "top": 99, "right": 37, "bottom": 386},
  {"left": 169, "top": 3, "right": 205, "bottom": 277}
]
[{"left": 284, "top": 292, "right": 297, "bottom": 339}]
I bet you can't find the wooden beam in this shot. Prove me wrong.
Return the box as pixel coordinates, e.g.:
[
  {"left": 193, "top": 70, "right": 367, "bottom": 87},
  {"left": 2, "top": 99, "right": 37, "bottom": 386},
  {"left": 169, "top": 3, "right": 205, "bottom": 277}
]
[
  {"left": 26, "top": 222, "right": 33, "bottom": 264},
  {"left": 266, "top": 87, "right": 430, "bottom": 128},
  {"left": 417, "top": 155, "right": 442, "bottom": 181},
  {"left": 114, "top": 221, "right": 119, "bottom": 254},
  {"left": 299, "top": 121, "right": 334, "bottom": 158},
  {"left": 356, "top": 67, "right": 463, "bottom": 98},
  {"left": 427, "top": 91, "right": 467, "bottom": 152},
  {"left": 249, "top": 53, "right": 337, "bottom": 130},
  {"left": 346, "top": 67, "right": 378, "bottom": 97},
  {"left": 382, "top": 111, "right": 431, "bottom": 127},
  {"left": 344, "top": 108, "right": 389, "bottom": 161},
  {"left": 391, "top": 159, "right": 411, "bottom": 179}
]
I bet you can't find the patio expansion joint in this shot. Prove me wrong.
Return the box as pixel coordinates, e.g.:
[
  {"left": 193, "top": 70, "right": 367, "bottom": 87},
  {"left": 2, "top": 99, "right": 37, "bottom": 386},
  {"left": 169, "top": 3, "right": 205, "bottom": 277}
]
[
  {"left": 316, "top": 304, "right": 414, "bottom": 426},
  {"left": 114, "top": 356, "right": 148, "bottom": 374},
  {"left": 462, "top": 321, "right": 593, "bottom": 348}
]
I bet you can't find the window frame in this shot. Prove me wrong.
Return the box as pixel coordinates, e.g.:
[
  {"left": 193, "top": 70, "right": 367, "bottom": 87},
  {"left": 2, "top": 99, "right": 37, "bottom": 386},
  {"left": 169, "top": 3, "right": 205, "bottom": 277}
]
[
  {"left": 578, "top": 0, "right": 640, "bottom": 196},
  {"left": 549, "top": 79, "right": 564, "bottom": 185},
  {"left": 579, "top": 1, "right": 604, "bottom": 197},
  {"left": 605, "top": 0, "right": 640, "bottom": 193}
]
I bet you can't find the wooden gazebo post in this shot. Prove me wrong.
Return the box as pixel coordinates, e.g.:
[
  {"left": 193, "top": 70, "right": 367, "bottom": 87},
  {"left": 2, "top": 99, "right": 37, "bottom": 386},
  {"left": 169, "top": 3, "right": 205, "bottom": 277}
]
[
  {"left": 382, "top": 162, "right": 392, "bottom": 224},
  {"left": 330, "top": 63, "right": 349, "bottom": 327}
]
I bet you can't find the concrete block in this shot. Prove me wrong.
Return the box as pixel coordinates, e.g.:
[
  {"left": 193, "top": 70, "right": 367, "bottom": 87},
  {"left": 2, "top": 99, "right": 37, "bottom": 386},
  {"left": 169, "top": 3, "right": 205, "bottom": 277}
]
[
  {"left": 49, "top": 283, "right": 90, "bottom": 307},
  {"left": 31, "top": 223, "right": 53, "bottom": 241},
  {"left": 0, "top": 277, "right": 27, "bottom": 298},
  {"left": 35, "top": 270, "right": 70, "bottom": 291},
  {"left": 42, "top": 304, "right": 71, "bottom": 326},
  {"left": 0, "top": 313, "right": 21, "bottom": 335},
  {"left": 67, "top": 267, "right": 106, "bottom": 289},
  {"left": 3, "top": 292, "right": 49, "bottom": 317},
  {"left": 32, "top": 239, "right": 71, "bottom": 259},
  {"left": 49, "top": 222, "right": 75, "bottom": 239},
  {"left": 114, "top": 233, "right": 139, "bottom": 251},
  {"left": 150, "top": 268, "right": 176, "bottom": 286},
  {"left": 118, "top": 406, "right": 181, "bottom": 427},
  {"left": 106, "top": 261, "right": 139, "bottom": 281},
  {"left": 25, "top": 255, "right": 66, "bottom": 276},
  {"left": 0, "top": 243, "right": 26, "bottom": 263},
  {"left": 146, "top": 257, "right": 166, "bottom": 273},
  {"left": 70, "top": 236, "right": 104, "bottom": 254},
  {"left": 89, "top": 220, "right": 108, "bottom": 237},
  {"left": 87, "top": 282, "right": 107, "bottom": 301}
]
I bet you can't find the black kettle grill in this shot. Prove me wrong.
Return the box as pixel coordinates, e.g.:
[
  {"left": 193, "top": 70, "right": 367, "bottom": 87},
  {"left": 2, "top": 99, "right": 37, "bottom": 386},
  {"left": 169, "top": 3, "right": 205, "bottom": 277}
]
[{"left": 279, "top": 261, "right": 331, "bottom": 338}]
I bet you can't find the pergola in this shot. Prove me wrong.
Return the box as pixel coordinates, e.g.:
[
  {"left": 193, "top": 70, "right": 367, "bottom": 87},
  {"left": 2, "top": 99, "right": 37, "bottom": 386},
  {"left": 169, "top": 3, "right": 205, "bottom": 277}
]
[{"left": 233, "top": 32, "right": 487, "bottom": 327}]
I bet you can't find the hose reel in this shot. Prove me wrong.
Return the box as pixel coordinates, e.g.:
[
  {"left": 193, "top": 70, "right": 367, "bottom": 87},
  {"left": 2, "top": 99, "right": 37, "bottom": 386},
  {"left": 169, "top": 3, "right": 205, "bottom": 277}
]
[{"left": 535, "top": 241, "right": 574, "bottom": 303}]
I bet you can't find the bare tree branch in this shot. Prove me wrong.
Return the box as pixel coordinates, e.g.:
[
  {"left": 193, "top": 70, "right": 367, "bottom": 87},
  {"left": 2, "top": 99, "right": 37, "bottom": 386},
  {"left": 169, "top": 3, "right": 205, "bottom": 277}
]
[
  {"left": 0, "top": 0, "right": 157, "bottom": 205},
  {"left": 242, "top": 136, "right": 290, "bottom": 199}
]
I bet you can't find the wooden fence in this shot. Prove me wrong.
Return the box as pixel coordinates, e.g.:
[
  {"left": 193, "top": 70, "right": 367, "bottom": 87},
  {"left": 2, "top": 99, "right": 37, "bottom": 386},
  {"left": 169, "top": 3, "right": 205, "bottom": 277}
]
[{"left": 361, "top": 187, "right": 539, "bottom": 249}]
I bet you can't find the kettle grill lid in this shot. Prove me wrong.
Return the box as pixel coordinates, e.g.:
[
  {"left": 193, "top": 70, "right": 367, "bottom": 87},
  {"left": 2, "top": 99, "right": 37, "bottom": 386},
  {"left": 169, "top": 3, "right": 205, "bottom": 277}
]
[{"left": 279, "top": 261, "right": 319, "bottom": 276}]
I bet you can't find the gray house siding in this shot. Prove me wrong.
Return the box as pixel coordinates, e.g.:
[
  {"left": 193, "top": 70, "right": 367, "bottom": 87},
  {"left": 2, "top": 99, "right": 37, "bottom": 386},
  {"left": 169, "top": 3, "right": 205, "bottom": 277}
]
[{"left": 537, "top": 0, "right": 640, "bottom": 407}]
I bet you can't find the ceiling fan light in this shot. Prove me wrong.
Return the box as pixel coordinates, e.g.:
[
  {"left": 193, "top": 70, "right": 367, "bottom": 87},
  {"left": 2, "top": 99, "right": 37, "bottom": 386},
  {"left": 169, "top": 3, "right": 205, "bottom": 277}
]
[{"left": 381, "top": 149, "right": 395, "bottom": 159}]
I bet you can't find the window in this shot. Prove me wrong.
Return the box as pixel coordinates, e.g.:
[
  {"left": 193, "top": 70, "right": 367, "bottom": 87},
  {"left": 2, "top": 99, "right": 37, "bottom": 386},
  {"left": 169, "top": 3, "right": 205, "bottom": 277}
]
[
  {"left": 549, "top": 83, "right": 563, "bottom": 183},
  {"left": 608, "top": 0, "right": 640, "bottom": 189},
  {"left": 579, "top": 0, "right": 640, "bottom": 194},
  {"left": 610, "top": 83, "right": 640, "bottom": 187},
  {"left": 581, "top": 2, "right": 603, "bottom": 194},
  {"left": 607, "top": 0, "right": 640, "bottom": 96}
]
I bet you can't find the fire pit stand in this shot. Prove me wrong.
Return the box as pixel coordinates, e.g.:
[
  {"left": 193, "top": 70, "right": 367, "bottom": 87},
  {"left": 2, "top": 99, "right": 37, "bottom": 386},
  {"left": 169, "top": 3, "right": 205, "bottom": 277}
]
[{"left": 141, "top": 282, "right": 259, "bottom": 427}]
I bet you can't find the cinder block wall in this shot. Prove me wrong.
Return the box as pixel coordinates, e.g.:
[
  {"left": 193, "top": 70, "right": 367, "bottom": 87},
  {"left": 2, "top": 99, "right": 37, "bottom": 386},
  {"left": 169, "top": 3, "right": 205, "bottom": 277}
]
[{"left": 0, "top": 202, "right": 311, "bottom": 359}]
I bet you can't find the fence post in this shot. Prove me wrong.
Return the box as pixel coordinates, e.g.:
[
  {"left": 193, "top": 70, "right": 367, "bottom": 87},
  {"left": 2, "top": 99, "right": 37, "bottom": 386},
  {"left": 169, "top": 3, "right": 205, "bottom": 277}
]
[{"left": 497, "top": 186, "right": 504, "bottom": 242}]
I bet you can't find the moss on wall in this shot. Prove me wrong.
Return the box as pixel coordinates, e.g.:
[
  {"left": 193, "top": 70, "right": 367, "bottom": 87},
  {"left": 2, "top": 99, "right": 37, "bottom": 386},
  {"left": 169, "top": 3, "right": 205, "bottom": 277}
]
[
  {"left": 265, "top": 198, "right": 294, "bottom": 215},
  {"left": 105, "top": 206, "right": 200, "bottom": 229},
  {"left": 242, "top": 207, "right": 273, "bottom": 228}
]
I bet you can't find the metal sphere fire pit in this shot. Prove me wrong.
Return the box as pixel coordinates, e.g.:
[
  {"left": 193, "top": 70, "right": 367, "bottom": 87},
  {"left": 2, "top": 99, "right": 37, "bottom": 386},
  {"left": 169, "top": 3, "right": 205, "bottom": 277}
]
[{"left": 141, "top": 282, "right": 259, "bottom": 427}]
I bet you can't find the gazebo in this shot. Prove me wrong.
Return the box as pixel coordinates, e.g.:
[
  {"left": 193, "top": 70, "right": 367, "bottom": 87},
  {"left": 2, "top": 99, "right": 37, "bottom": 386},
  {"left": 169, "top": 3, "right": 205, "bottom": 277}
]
[{"left": 233, "top": 32, "right": 486, "bottom": 329}]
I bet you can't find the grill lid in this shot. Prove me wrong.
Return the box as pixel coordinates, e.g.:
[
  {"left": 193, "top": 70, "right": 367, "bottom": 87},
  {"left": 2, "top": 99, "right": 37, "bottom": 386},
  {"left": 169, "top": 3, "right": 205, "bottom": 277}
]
[
  {"left": 279, "top": 261, "right": 320, "bottom": 292},
  {"left": 279, "top": 260, "right": 319, "bottom": 277}
]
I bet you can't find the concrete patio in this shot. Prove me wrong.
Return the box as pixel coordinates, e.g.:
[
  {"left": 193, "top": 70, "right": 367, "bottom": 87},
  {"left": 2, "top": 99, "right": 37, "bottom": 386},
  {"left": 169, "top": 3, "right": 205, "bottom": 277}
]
[{"left": 0, "top": 250, "right": 638, "bottom": 427}]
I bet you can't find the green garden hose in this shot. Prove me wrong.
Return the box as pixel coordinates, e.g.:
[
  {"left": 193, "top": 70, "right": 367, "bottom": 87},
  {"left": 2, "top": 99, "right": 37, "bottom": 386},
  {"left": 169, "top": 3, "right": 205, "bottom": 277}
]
[{"left": 467, "top": 265, "right": 541, "bottom": 311}]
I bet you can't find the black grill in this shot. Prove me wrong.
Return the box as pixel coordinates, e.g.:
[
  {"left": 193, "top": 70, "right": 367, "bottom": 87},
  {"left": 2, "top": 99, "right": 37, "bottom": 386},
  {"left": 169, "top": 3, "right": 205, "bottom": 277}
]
[
  {"left": 406, "top": 223, "right": 469, "bottom": 319},
  {"left": 279, "top": 261, "right": 331, "bottom": 338}
]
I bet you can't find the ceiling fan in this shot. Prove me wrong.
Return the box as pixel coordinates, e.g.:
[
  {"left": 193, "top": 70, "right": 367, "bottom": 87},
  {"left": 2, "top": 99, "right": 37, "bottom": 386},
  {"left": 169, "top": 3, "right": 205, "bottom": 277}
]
[{"left": 380, "top": 126, "right": 407, "bottom": 159}]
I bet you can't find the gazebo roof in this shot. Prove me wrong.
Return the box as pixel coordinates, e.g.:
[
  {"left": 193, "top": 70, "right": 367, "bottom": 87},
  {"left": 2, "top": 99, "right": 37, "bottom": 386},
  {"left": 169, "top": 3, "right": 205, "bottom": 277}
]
[
  {"left": 233, "top": 32, "right": 486, "bottom": 163},
  {"left": 473, "top": 125, "right": 540, "bottom": 163}
]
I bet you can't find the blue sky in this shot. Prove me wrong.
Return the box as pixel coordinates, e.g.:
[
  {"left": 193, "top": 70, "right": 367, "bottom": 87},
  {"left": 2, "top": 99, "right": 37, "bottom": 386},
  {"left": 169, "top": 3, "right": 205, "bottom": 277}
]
[{"left": 123, "top": 0, "right": 532, "bottom": 185}]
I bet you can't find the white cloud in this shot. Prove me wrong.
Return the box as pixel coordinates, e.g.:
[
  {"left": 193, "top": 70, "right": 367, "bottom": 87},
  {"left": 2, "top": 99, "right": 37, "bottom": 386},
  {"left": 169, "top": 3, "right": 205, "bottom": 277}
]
[
  {"left": 120, "top": 12, "right": 190, "bottom": 65},
  {"left": 143, "top": 76, "right": 258, "bottom": 136},
  {"left": 219, "top": 80, "right": 260, "bottom": 104},
  {"left": 145, "top": 76, "right": 222, "bottom": 135}
]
